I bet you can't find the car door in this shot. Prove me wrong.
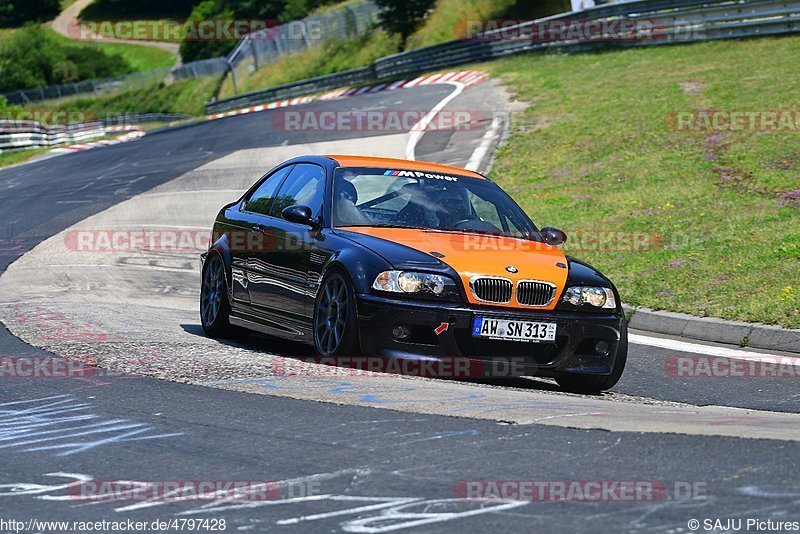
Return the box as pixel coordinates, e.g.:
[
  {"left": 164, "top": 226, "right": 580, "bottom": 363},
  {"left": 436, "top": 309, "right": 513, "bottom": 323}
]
[
  {"left": 230, "top": 164, "right": 294, "bottom": 311},
  {"left": 248, "top": 163, "right": 327, "bottom": 328}
]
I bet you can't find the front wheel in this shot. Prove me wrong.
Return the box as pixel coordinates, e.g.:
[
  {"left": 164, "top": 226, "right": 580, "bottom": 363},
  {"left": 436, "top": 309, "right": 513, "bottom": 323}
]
[
  {"left": 555, "top": 321, "right": 628, "bottom": 393},
  {"left": 313, "top": 271, "right": 359, "bottom": 357}
]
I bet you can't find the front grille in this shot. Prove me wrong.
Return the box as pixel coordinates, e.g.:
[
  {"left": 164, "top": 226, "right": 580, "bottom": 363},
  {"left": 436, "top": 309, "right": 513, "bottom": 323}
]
[
  {"left": 471, "top": 277, "right": 513, "bottom": 303},
  {"left": 517, "top": 280, "right": 556, "bottom": 306}
]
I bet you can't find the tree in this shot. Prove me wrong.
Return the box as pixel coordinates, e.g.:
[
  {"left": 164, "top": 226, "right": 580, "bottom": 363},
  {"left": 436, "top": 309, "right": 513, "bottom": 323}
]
[
  {"left": 374, "top": 0, "right": 435, "bottom": 46},
  {"left": 0, "top": 0, "right": 60, "bottom": 28}
]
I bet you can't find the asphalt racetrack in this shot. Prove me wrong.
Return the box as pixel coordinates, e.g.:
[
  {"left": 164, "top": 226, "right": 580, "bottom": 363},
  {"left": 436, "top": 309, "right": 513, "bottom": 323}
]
[{"left": 1, "top": 80, "right": 799, "bottom": 533}]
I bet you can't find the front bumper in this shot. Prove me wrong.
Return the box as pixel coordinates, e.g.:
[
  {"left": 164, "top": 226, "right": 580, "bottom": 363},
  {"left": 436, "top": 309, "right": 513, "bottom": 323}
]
[{"left": 355, "top": 293, "right": 625, "bottom": 378}]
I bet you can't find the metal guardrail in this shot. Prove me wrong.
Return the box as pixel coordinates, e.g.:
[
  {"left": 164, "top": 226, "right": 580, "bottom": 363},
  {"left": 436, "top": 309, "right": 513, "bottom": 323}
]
[
  {"left": 0, "top": 114, "right": 190, "bottom": 153},
  {"left": 0, "top": 121, "right": 107, "bottom": 152},
  {"left": 205, "top": 66, "right": 375, "bottom": 115},
  {"left": 101, "top": 113, "right": 193, "bottom": 125},
  {"left": 205, "top": 0, "right": 800, "bottom": 114}
]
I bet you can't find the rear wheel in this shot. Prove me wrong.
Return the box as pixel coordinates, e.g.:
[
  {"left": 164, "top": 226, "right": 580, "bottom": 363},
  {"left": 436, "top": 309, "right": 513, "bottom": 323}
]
[
  {"left": 556, "top": 322, "right": 628, "bottom": 393},
  {"left": 313, "top": 271, "right": 359, "bottom": 357},
  {"left": 200, "top": 253, "right": 238, "bottom": 338}
]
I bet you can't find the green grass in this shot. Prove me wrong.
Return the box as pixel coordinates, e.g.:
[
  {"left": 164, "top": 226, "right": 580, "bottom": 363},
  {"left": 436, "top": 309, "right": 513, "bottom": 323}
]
[
  {"left": 406, "top": 0, "right": 516, "bottom": 50},
  {"left": 218, "top": 30, "right": 400, "bottom": 99},
  {"left": 486, "top": 36, "right": 800, "bottom": 328},
  {"left": 45, "top": 28, "right": 176, "bottom": 70},
  {"left": 24, "top": 75, "right": 223, "bottom": 117},
  {"left": 0, "top": 26, "right": 175, "bottom": 73},
  {"left": 0, "top": 149, "right": 50, "bottom": 169},
  {"left": 406, "top": 0, "right": 569, "bottom": 50}
]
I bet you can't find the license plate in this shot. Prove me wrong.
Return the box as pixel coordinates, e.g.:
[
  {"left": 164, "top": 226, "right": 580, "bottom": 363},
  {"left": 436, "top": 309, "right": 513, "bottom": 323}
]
[{"left": 472, "top": 317, "right": 556, "bottom": 342}]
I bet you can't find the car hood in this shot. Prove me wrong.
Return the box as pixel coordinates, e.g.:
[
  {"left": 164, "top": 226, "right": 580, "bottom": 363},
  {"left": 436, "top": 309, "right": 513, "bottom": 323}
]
[{"left": 337, "top": 227, "right": 569, "bottom": 310}]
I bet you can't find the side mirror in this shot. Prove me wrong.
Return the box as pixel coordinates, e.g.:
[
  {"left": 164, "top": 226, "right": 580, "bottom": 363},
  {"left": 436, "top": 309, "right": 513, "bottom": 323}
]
[
  {"left": 540, "top": 226, "right": 567, "bottom": 246},
  {"left": 282, "top": 205, "right": 317, "bottom": 226}
]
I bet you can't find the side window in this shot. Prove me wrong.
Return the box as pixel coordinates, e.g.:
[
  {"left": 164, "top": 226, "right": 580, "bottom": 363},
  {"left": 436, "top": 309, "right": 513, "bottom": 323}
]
[
  {"left": 244, "top": 165, "right": 293, "bottom": 216},
  {"left": 270, "top": 163, "right": 326, "bottom": 219}
]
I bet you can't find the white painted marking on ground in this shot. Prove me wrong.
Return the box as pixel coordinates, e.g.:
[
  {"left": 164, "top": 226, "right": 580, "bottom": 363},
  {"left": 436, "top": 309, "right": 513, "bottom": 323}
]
[
  {"left": 465, "top": 114, "right": 502, "bottom": 172},
  {"left": 630, "top": 333, "right": 800, "bottom": 363},
  {"left": 405, "top": 82, "right": 466, "bottom": 161}
]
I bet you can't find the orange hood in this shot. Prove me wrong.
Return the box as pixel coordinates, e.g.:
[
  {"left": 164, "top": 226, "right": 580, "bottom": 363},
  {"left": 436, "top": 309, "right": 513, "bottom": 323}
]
[{"left": 339, "top": 227, "right": 568, "bottom": 310}]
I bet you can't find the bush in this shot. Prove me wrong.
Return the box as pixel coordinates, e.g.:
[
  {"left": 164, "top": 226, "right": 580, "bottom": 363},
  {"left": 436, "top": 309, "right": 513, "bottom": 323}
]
[{"left": 0, "top": 25, "right": 133, "bottom": 92}]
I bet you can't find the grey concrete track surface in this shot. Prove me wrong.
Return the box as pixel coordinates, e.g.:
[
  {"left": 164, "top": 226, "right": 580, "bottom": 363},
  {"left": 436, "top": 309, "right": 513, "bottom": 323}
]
[{"left": 1, "top": 81, "right": 800, "bottom": 532}]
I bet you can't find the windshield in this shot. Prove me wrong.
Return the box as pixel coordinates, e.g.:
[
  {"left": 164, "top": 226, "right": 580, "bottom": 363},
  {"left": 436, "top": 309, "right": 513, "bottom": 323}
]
[{"left": 332, "top": 167, "right": 538, "bottom": 239}]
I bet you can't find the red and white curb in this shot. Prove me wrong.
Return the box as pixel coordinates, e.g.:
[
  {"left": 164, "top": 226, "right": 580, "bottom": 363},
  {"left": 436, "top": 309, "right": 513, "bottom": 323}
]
[
  {"left": 39, "top": 70, "right": 488, "bottom": 157},
  {"left": 320, "top": 70, "right": 487, "bottom": 100},
  {"left": 48, "top": 128, "right": 145, "bottom": 155},
  {"left": 207, "top": 96, "right": 314, "bottom": 120},
  {"left": 206, "top": 70, "right": 488, "bottom": 121}
]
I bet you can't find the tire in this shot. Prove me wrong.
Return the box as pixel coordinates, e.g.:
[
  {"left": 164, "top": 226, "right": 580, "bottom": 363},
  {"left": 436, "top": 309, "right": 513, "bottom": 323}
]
[
  {"left": 200, "top": 252, "right": 239, "bottom": 338},
  {"left": 555, "top": 321, "right": 628, "bottom": 393},
  {"left": 313, "top": 269, "right": 360, "bottom": 357}
]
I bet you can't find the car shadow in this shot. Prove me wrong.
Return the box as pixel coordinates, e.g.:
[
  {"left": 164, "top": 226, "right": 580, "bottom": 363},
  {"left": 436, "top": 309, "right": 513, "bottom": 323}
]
[
  {"left": 181, "top": 323, "right": 606, "bottom": 396},
  {"left": 180, "top": 323, "right": 315, "bottom": 357}
]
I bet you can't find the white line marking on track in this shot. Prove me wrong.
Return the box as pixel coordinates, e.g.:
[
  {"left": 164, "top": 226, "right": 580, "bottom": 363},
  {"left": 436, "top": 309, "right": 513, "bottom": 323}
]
[
  {"left": 630, "top": 333, "right": 800, "bottom": 363},
  {"left": 465, "top": 114, "right": 502, "bottom": 172},
  {"left": 405, "top": 82, "right": 466, "bottom": 161}
]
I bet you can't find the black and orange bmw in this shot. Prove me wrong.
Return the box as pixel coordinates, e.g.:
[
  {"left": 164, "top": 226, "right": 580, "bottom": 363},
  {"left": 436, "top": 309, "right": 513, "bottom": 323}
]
[{"left": 200, "top": 155, "right": 627, "bottom": 392}]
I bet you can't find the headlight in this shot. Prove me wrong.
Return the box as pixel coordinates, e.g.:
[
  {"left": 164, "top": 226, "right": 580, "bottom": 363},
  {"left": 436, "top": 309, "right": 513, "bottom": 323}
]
[
  {"left": 563, "top": 286, "right": 616, "bottom": 309},
  {"left": 373, "top": 271, "right": 453, "bottom": 296}
]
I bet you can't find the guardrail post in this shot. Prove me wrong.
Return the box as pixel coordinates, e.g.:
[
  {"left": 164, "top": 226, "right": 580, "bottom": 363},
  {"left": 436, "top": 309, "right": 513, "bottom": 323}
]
[
  {"left": 250, "top": 39, "right": 259, "bottom": 71},
  {"left": 224, "top": 59, "right": 239, "bottom": 95}
]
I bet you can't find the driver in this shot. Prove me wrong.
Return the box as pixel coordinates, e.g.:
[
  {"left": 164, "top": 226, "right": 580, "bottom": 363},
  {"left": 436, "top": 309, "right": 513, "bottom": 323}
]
[
  {"left": 334, "top": 178, "right": 372, "bottom": 226},
  {"left": 434, "top": 187, "right": 472, "bottom": 228}
]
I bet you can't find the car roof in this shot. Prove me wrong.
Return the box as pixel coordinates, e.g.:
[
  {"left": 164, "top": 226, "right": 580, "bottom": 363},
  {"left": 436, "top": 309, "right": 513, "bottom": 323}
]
[{"left": 325, "top": 155, "right": 486, "bottom": 180}]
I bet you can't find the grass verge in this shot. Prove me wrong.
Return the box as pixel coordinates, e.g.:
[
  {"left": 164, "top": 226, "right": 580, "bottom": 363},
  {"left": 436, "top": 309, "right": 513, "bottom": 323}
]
[
  {"left": 487, "top": 36, "right": 800, "bottom": 328},
  {"left": 0, "top": 149, "right": 50, "bottom": 169},
  {"left": 24, "top": 75, "right": 222, "bottom": 118}
]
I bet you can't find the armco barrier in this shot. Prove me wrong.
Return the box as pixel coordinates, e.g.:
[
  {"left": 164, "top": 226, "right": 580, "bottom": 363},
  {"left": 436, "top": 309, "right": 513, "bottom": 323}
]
[
  {"left": 206, "top": 0, "right": 800, "bottom": 114},
  {"left": 0, "top": 114, "right": 190, "bottom": 153}
]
